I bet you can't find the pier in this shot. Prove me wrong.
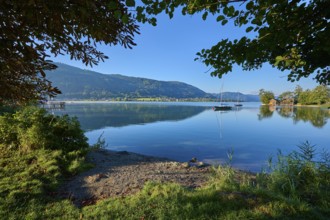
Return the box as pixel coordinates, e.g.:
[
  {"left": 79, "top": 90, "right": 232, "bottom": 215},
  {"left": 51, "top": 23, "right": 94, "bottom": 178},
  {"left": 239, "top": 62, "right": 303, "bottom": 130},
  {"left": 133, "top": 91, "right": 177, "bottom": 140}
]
[{"left": 41, "top": 101, "right": 65, "bottom": 110}]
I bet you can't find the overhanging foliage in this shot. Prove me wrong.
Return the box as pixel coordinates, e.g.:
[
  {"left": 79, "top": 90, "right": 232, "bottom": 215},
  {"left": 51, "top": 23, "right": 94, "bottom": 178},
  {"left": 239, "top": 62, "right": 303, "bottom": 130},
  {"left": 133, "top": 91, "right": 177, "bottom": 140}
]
[
  {"left": 135, "top": 0, "right": 330, "bottom": 84},
  {"left": 0, "top": 0, "right": 139, "bottom": 105}
]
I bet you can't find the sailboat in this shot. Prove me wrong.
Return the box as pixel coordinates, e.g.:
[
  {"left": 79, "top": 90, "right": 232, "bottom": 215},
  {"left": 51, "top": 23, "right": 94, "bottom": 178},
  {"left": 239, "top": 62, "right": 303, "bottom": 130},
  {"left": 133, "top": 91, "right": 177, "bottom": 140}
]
[
  {"left": 234, "top": 92, "right": 243, "bottom": 107},
  {"left": 213, "top": 104, "right": 232, "bottom": 111},
  {"left": 213, "top": 83, "right": 232, "bottom": 111}
]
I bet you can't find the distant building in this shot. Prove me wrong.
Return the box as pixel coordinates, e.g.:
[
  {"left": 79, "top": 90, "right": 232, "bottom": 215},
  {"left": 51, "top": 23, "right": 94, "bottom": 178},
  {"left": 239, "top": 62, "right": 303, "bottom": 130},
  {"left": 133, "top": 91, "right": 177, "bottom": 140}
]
[
  {"left": 280, "top": 98, "right": 294, "bottom": 106},
  {"left": 269, "top": 99, "right": 279, "bottom": 106}
]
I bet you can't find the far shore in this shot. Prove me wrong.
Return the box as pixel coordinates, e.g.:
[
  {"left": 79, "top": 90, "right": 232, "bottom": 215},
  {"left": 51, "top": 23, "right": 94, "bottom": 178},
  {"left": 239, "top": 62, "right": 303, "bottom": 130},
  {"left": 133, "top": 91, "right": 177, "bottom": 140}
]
[{"left": 50, "top": 100, "right": 329, "bottom": 108}]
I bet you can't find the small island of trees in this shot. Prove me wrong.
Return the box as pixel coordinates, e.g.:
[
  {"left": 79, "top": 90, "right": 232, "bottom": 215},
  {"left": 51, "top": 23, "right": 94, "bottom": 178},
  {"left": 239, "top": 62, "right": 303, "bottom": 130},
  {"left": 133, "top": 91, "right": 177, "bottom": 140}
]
[{"left": 259, "top": 85, "right": 330, "bottom": 106}]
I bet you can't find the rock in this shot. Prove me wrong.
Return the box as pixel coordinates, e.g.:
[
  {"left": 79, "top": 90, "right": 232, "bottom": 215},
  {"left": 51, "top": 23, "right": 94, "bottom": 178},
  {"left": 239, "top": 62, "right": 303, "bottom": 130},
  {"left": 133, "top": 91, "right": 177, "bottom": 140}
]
[
  {"left": 189, "top": 157, "right": 198, "bottom": 163},
  {"left": 182, "top": 162, "right": 190, "bottom": 168},
  {"left": 116, "top": 151, "right": 130, "bottom": 155},
  {"left": 197, "top": 162, "right": 206, "bottom": 168}
]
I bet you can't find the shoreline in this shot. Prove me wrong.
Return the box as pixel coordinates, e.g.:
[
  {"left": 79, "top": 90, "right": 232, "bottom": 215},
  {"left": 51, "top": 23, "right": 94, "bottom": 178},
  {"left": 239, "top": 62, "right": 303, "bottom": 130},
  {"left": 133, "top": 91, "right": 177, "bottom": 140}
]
[
  {"left": 51, "top": 100, "right": 329, "bottom": 108},
  {"left": 261, "top": 103, "right": 329, "bottom": 108},
  {"left": 58, "top": 149, "right": 212, "bottom": 207}
]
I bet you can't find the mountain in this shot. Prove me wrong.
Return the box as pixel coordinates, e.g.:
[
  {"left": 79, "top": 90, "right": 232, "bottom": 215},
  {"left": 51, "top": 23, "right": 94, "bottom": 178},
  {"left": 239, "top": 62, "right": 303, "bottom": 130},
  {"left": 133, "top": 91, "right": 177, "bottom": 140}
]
[
  {"left": 46, "top": 63, "right": 259, "bottom": 101},
  {"left": 46, "top": 63, "right": 212, "bottom": 100},
  {"left": 211, "top": 92, "right": 260, "bottom": 102}
]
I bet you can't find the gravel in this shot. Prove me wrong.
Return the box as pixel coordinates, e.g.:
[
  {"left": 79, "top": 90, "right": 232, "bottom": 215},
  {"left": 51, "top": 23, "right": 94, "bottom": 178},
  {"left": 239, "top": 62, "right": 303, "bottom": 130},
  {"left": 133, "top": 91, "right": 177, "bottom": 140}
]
[{"left": 58, "top": 149, "right": 212, "bottom": 206}]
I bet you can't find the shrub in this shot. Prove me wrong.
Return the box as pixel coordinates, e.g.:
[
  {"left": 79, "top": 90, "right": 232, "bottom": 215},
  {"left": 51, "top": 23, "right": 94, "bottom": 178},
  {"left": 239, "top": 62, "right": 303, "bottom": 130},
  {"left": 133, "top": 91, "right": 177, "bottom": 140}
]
[
  {"left": 0, "top": 106, "right": 92, "bottom": 218},
  {"left": 0, "top": 106, "right": 88, "bottom": 152}
]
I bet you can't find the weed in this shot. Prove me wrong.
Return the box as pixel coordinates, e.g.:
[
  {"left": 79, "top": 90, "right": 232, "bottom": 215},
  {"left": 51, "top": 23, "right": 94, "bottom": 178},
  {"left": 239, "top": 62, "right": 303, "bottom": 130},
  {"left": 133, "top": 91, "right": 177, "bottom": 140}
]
[
  {"left": 258, "top": 141, "right": 330, "bottom": 207},
  {"left": 90, "top": 131, "right": 108, "bottom": 150}
]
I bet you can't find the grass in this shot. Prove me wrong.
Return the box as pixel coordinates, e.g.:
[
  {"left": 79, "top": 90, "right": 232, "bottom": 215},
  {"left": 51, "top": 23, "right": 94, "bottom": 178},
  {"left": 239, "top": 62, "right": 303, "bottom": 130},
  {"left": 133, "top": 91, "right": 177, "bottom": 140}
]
[{"left": 1, "top": 143, "right": 330, "bottom": 219}]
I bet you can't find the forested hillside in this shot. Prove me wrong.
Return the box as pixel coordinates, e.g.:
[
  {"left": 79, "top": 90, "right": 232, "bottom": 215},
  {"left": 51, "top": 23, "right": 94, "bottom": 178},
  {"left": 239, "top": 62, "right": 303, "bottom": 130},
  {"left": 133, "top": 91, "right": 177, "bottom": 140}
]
[
  {"left": 46, "top": 63, "right": 259, "bottom": 101},
  {"left": 46, "top": 63, "right": 212, "bottom": 100}
]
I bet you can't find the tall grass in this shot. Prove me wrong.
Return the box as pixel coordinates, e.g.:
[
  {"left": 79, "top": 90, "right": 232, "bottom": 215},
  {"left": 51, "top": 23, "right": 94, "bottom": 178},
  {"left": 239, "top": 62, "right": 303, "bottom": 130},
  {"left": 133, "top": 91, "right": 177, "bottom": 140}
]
[{"left": 257, "top": 141, "right": 330, "bottom": 208}]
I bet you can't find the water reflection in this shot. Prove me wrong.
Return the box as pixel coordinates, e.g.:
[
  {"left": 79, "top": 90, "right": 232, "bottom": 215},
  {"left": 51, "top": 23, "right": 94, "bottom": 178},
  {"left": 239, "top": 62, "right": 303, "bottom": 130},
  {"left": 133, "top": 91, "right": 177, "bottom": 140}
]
[
  {"left": 51, "top": 102, "right": 329, "bottom": 172},
  {"left": 258, "top": 105, "right": 274, "bottom": 120},
  {"left": 58, "top": 103, "right": 209, "bottom": 131},
  {"left": 258, "top": 105, "right": 330, "bottom": 128}
]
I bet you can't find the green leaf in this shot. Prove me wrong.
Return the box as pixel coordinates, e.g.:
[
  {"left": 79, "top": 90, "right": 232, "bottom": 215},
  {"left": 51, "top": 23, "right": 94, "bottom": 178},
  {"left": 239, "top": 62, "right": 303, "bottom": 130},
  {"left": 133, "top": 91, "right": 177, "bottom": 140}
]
[
  {"left": 126, "top": 0, "right": 135, "bottom": 7},
  {"left": 121, "top": 14, "right": 129, "bottom": 24},
  {"left": 107, "top": 2, "right": 117, "bottom": 10},
  {"left": 221, "top": 19, "right": 228, "bottom": 25},
  {"left": 246, "top": 1, "right": 254, "bottom": 10},
  {"left": 202, "top": 12, "right": 208, "bottom": 20},
  {"left": 246, "top": 26, "right": 253, "bottom": 33},
  {"left": 150, "top": 17, "right": 157, "bottom": 26},
  {"left": 228, "top": 6, "right": 235, "bottom": 16},
  {"left": 274, "top": 56, "right": 284, "bottom": 66},
  {"left": 223, "top": 7, "right": 228, "bottom": 15},
  {"left": 114, "top": 10, "right": 122, "bottom": 19},
  {"left": 216, "top": 15, "right": 225, "bottom": 22}
]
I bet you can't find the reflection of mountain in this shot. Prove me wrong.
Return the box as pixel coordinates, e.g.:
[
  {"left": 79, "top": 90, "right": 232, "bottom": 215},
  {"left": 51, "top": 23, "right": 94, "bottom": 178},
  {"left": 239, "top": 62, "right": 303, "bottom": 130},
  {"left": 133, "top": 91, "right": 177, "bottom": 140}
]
[
  {"left": 258, "top": 106, "right": 330, "bottom": 128},
  {"left": 56, "top": 103, "right": 209, "bottom": 131}
]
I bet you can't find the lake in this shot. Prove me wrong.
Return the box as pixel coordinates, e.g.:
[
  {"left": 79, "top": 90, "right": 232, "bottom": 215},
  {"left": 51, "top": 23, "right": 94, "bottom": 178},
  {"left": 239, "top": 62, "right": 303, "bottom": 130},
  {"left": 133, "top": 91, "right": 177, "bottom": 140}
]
[{"left": 53, "top": 102, "right": 330, "bottom": 172}]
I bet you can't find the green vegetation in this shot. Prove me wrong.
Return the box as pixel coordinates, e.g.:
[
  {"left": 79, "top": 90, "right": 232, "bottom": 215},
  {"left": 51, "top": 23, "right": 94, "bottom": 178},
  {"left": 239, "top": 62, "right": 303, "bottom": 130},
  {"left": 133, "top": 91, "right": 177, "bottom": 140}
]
[
  {"left": 1, "top": 106, "right": 329, "bottom": 219},
  {"left": 260, "top": 85, "right": 330, "bottom": 106},
  {"left": 260, "top": 142, "right": 330, "bottom": 208},
  {"left": 0, "top": 1, "right": 139, "bottom": 105},
  {"left": 297, "top": 85, "right": 330, "bottom": 105},
  {"left": 0, "top": 106, "right": 91, "bottom": 218},
  {"left": 259, "top": 89, "right": 275, "bottom": 104}
]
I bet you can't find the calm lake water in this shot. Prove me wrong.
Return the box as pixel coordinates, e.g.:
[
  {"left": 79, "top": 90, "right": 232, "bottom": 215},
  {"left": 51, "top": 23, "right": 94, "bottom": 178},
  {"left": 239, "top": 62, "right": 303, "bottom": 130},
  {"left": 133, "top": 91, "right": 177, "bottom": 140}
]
[{"left": 54, "top": 102, "right": 330, "bottom": 172}]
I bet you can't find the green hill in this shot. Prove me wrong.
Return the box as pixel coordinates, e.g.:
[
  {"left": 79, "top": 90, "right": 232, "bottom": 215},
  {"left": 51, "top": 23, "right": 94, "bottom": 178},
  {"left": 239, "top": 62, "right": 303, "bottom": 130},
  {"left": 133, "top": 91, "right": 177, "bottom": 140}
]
[{"left": 46, "top": 63, "right": 212, "bottom": 100}]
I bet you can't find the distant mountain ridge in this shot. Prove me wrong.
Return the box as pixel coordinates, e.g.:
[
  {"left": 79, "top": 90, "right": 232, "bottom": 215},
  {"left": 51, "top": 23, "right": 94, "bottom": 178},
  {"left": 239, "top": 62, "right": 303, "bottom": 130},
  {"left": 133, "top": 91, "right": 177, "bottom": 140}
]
[
  {"left": 46, "top": 63, "right": 259, "bottom": 101},
  {"left": 210, "top": 92, "right": 260, "bottom": 102}
]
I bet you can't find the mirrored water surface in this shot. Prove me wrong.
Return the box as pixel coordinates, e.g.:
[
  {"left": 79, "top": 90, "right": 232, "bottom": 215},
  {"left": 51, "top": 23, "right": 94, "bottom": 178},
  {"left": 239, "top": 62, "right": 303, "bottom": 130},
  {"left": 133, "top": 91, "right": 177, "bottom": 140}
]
[{"left": 53, "top": 102, "right": 330, "bottom": 172}]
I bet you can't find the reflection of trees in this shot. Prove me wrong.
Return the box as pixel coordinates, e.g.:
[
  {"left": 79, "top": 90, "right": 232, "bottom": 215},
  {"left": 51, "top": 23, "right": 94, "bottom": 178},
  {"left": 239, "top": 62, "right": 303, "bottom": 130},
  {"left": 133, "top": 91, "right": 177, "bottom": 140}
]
[
  {"left": 55, "top": 103, "right": 209, "bottom": 131},
  {"left": 292, "top": 107, "right": 330, "bottom": 128},
  {"left": 258, "top": 105, "right": 330, "bottom": 128},
  {"left": 258, "top": 105, "right": 274, "bottom": 120},
  {"left": 277, "top": 106, "right": 294, "bottom": 118}
]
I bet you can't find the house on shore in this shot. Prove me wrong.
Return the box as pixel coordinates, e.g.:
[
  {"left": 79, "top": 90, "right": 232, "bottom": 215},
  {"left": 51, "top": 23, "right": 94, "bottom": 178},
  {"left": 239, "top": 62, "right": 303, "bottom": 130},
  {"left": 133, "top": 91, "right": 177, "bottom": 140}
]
[
  {"left": 269, "top": 99, "right": 279, "bottom": 106},
  {"left": 280, "top": 98, "right": 295, "bottom": 106}
]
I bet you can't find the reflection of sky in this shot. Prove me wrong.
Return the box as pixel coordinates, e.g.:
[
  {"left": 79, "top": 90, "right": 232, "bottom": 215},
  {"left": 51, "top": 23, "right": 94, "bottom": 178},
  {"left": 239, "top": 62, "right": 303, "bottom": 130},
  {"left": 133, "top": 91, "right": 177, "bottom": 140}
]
[{"left": 78, "top": 103, "right": 330, "bottom": 172}]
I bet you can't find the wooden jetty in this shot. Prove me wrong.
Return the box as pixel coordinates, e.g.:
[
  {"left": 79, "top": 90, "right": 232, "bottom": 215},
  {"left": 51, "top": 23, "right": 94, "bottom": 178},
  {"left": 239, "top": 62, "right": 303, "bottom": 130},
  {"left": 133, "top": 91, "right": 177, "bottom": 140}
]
[{"left": 41, "top": 101, "right": 65, "bottom": 110}]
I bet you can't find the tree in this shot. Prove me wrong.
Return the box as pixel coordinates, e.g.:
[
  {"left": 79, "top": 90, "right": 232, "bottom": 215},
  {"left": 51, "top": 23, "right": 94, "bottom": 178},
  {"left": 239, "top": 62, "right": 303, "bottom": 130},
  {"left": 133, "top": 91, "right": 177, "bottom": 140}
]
[
  {"left": 294, "top": 85, "right": 303, "bottom": 102},
  {"left": 311, "top": 85, "right": 329, "bottom": 105},
  {"left": 0, "top": 0, "right": 139, "bottom": 105},
  {"left": 135, "top": 0, "right": 330, "bottom": 84},
  {"left": 297, "top": 85, "right": 329, "bottom": 105},
  {"left": 278, "top": 91, "right": 295, "bottom": 105},
  {"left": 278, "top": 91, "right": 294, "bottom": 101},
  {"left": 259, "top": 89, "right": 275, "bottom": 104}
]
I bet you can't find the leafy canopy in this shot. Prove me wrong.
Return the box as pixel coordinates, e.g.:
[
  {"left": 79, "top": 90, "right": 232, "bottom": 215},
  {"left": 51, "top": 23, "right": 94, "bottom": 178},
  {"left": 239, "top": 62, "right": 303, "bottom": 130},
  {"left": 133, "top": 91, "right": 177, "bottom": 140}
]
[
  {"left": 135, "top": 0, "right": 330, "bottom": 84},
  {"left": 0, "top": 0, "right": 139, "bottom": 105},
  {"left": 259, "top": 89, "right": 275, "bottom": 104}
]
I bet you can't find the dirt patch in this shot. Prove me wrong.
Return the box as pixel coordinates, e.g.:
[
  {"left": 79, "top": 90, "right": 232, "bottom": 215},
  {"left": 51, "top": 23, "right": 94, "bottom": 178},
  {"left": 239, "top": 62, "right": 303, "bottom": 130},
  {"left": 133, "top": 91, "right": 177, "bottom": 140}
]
[{"left": 58, "top": 149, "right": 212, "bottom": 206}]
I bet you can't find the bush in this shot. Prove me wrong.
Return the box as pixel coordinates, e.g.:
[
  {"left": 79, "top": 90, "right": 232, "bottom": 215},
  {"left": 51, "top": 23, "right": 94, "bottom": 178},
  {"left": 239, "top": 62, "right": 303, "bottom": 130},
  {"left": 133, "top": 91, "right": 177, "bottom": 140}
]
[
  {"left": 0, "top": 106, "right": 91, "bottom": 218},
  {"left": 0, "top": 106, "right": 88, "bottom": 152}
]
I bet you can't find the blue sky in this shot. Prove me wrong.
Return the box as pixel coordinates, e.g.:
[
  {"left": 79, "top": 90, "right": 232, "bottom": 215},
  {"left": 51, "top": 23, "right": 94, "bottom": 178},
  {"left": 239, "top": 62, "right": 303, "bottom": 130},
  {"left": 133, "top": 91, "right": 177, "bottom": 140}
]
[{"left": 53, "top": 11, "right": 319, "bottom": 95}]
